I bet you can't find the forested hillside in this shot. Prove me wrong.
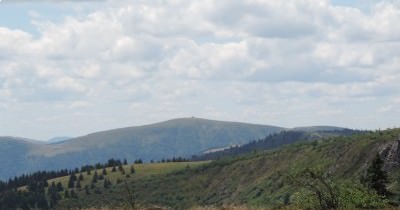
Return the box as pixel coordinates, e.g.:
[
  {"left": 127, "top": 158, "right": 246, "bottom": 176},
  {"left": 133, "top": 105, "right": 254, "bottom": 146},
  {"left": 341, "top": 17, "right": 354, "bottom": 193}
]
[
  {"left": 49, "top": 128, "right": 400, "bottom": 209},
  {"left": 193, "top": 129, "right": 361, "bottom": 160}
]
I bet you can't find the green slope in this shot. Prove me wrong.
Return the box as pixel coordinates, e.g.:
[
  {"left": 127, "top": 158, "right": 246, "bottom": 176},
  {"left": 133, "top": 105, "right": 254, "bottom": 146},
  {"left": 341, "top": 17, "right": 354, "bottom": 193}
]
[
  {"left": 194, "top": 129, "right": 360, "bottom": 161},
  {"left": 51, "top": 161, "right": 209, "bottom": 209},
  {"left": 54, "top": 128, "right": 400, "bottom": 209}
]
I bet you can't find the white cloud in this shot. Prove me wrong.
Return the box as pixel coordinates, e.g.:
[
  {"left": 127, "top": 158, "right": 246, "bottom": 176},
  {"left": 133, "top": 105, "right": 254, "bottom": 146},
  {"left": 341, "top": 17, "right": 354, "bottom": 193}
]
[
  {"left": 0, "top": 0, "right": 400, "bottom": 139},
  {"left": 69, "top": 100, "right": 92, "bottom": 109}
]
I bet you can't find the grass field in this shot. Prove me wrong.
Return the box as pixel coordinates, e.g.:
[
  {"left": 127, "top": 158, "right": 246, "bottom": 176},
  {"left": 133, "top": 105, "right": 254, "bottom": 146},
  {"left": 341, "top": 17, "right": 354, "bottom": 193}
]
[
  {"left": 52, "top": 161, "right": 210, "bottom": 209},
  {"left": 48, "top": 161, "right": 209, "bottom": 189}
]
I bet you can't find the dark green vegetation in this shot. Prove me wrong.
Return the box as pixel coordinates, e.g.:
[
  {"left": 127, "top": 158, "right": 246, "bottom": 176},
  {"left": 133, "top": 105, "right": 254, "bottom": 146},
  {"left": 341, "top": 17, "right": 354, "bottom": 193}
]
[
  {"left": 0, "top": 118, "right": 285, "bottom": 180},
  {"left": 45, "top": 128, "right": 400, "bottom": 209},
  {"left": 193, "top": 129, "right": 360, "bottom": 160},
  {"left": 0, "top": 157, "right": 208, "bottom": 209}
]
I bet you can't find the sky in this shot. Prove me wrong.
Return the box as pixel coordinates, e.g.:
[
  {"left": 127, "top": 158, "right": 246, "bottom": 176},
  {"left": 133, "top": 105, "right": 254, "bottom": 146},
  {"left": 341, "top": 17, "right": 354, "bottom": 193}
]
[{"left": 0, "top": 0, "right": 399, "bottom": 140}]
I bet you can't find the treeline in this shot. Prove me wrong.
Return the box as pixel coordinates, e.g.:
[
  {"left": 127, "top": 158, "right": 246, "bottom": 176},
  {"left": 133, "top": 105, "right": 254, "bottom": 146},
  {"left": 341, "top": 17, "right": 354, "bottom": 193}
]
[
  {"left": 0, "top": 158, "right": 133, "bottom": 209},
  {"left": 0, "top": 155, "right": 192, "bottom": 209},
  {"left": 80, "top": 158, "right": 130, "bottom": 173},
  {"left": 193, "top": 129, "right": 363, "bottom": 161},
  {"left": 0, "top": 169, "right": 69, "bottom": 192},
  {"left": 0, "top": 158, "right": 133, "bottom": 192},
  {"left": 153, "top": 157, "right": 189, "bottom": 163}
]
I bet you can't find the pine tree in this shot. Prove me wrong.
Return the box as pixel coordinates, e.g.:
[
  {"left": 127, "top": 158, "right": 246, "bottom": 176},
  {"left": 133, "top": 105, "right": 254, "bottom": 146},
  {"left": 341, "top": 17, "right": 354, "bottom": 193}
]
[
  {"left": 363, "top": 153, "right": 389, "bottom": 196},
  {"left": 48, "top": 182, "right": 61, "bottom": 208},
  {"left": 70, "top": 190, "right": 78, "bottom": 198},
  {"left": 64, "top": 189, "right": 70, "bottom": 198},
  {"left": 67, "top": 175, "right": 75, "bottom": 188},
  {"left": 92, "top": 171, "right": 98, "bottom": 184},
  {"left": 103, "top": 178, "right": 112, "bottom": 188},
  {"left": 56, "top": 182, "right": 63, "bottom": 192},
  {"left": 84, "top": 185, "right": 90, "bottom": 194},
  {"left": 79, "top": 173, "right": 84, "bottom": 181},
  {"left": 134, "top": 159, "right": 143, "bottom": 164},
  {"left": 102, "top": 167, "right": 107, "bottom": 175},
  {"left": 70, "top": 173, "right": 77, "bottom": 182},
  {"left": 76, "top": 180, "right": 82, "bottom": 189}
]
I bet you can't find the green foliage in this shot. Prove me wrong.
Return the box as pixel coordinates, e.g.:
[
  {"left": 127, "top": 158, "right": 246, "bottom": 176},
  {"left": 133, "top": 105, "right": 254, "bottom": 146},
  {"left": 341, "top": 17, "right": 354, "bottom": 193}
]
[
  {"left": 362, "top": 153, "right": 389, "bottom": 196},
  {"left": 76, "top": 180, "right": 82, "bottom": 189},
  {"left": 56, "top": 182, "right": 63, "bottom": 192},
  {"left": 70, "top": 190, "right": 78, "bottom": 198},
  {"left": 287, "top": 168, "right": 339, "bottom": 209},
  {"left": 290, "top": 179, "right": 388, "bottom": 209},
  {"left": 67, "top": 173, "right": 76, "bottom": 188},
  {"left": 64, "top": 189, "right": 70, "bottom": 198},
  {"left": 92, "top": 171, "right": 98, "bottom": 184},
  {"left": 339, "top": 182, "right": 388, "bottom": 209},
  {"left": 103, "top": 178, "right": 112, "bottom": 189},
  {"left": 120, "top": 129, "right": 400, "bottom": 209},
  {"left": 48, "top": 182, "right": 61, "bottom": 208}
]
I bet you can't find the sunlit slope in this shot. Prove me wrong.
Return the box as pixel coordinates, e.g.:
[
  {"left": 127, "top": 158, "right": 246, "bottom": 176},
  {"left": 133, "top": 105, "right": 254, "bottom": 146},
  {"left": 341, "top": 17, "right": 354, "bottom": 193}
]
[{"left": 87, "top": 129, "right": 400, "bottom": 209}]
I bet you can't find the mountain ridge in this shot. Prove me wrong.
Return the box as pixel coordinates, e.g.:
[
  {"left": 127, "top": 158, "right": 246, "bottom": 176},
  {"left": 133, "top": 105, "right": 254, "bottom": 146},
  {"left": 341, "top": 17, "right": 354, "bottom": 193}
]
[{"left": 0, "top": 118, "right": 285, "bottom": 180}]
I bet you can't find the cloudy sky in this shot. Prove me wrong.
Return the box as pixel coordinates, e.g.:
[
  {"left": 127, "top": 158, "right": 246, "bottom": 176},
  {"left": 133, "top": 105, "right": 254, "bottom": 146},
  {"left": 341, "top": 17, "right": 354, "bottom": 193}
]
[{"left": 0, "top": 0, "right": 399, "bottom": 140}]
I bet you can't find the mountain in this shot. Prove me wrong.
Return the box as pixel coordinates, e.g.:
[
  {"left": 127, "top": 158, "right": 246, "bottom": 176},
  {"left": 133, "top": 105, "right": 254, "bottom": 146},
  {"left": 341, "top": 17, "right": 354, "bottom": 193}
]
[
  {"left": 0, "top": 137, "right": 44, "bottom": 180},
  {"left": 53, "top": 128, "right": 400, "bottom": 209},
  {"left": 0, "top": 118, "right": 284, "bottom": 180}
]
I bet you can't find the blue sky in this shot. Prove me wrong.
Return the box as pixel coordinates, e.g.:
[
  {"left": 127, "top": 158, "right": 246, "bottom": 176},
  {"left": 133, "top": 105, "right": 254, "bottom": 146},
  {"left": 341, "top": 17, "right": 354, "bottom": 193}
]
[
  {"left": 0, "top": 0, "right": 399, "bottom": 140},
  {"left": 0, "top": 2, "right": 66, "bottom": 34},
  {"left": 0, "top": 0, "right": 369, "bottom": 34}
]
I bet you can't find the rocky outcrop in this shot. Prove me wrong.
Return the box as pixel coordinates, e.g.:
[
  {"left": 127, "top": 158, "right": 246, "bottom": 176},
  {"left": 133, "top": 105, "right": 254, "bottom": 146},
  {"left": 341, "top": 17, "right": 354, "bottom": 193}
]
[{"left": 379, "top": 138, "right": 400, "bottom": 171}]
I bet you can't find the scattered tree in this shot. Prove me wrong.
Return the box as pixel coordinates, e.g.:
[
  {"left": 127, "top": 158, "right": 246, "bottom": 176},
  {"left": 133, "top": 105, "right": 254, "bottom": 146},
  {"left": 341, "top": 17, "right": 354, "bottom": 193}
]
[
  {"left": 287, "top": 168, "right": 339, "bottom": 210},
  {"left": 362, "top": 153, "right": 389, "bottom": 196},
  {"left": 78, "top": 173, "right": 84, "bottom": 181},
  {"left": 92, "top": 171, "right": 98, "bottom": 184}
]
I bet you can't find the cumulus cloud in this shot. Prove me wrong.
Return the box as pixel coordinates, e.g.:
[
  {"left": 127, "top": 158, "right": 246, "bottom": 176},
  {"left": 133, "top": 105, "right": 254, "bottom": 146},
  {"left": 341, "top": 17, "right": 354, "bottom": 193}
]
[{"left": 0, "top": 0, "right": 399, "bottom": 139}]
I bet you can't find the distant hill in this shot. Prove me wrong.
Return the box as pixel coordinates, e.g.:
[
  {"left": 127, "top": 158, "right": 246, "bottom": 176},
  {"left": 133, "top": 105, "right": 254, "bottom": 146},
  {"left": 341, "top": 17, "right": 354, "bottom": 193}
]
[
  {"left": 0, "top": 118, "right": 284, "bottom": 180},
  {"left": 0, "top": 137, "right": 44, "bottom": 180}
]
